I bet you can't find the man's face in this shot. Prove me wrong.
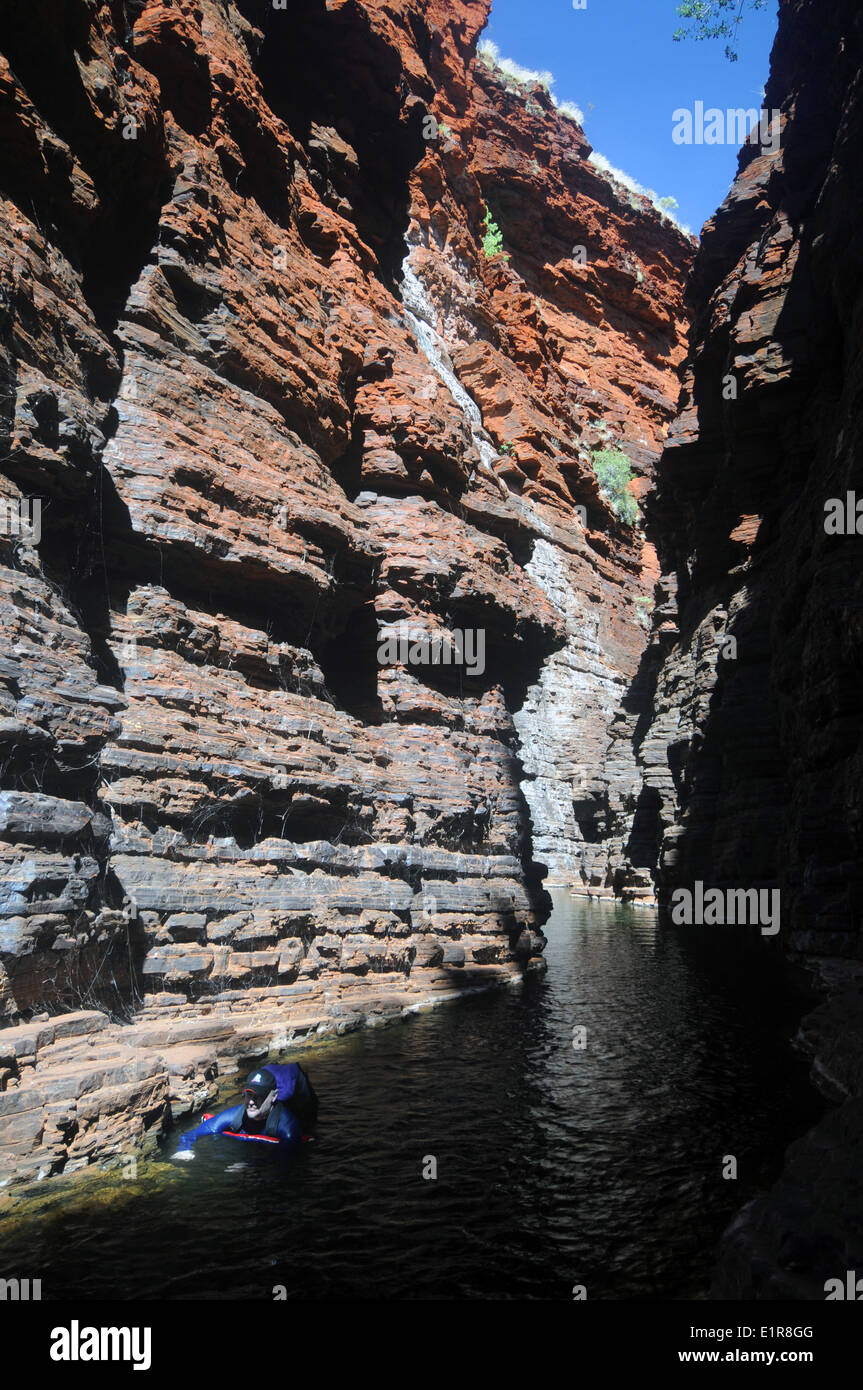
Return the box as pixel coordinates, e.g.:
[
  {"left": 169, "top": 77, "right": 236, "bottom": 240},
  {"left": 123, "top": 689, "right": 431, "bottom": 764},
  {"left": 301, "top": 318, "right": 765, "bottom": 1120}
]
[{"left": 245, "top": 1087, "right": 277, "bottom": 1119}]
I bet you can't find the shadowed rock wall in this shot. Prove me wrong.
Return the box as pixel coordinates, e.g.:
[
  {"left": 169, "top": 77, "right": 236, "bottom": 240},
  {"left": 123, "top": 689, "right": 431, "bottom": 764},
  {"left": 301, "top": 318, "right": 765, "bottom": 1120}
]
[{"left": 623, "top": 0, "right": 863, "bottom": 1298}]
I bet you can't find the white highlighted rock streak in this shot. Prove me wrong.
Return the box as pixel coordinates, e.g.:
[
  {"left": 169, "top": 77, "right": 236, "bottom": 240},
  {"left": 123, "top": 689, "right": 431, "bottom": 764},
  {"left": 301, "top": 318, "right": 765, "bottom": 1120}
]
[
  {"left": 514, "top": 539, "right": 636, "bottom": 890},
  {"left": 400, "top": 249, "right": 499, "bottom": 476}
]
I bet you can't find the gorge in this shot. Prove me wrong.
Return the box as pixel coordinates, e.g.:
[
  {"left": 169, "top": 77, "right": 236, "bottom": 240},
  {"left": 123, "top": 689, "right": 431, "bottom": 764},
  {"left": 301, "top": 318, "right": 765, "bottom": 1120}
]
[{"left": 0, "top": 0, "right": 860, "bottom": 1302}]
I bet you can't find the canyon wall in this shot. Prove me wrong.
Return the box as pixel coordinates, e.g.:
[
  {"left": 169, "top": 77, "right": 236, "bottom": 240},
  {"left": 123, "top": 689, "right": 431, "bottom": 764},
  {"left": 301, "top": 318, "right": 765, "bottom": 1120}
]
[
  {"left": 0, "top": 0, "right": 690, "bottom": 1184},
  {"left": 625, "top": 0, "right": 863, "bottom": 1298}
]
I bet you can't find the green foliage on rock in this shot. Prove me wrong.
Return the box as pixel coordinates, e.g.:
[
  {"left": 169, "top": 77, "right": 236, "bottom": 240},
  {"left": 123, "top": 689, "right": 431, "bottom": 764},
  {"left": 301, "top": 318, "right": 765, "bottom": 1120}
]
[
  {"left": 481, "top": 208, "right": 508, "bottom": 260},
  {"left": 591, "top": 446, "right": 639, "bottom": 525},
  {"left": 634, "top": 595, "right": 655, "bottom": 629}
]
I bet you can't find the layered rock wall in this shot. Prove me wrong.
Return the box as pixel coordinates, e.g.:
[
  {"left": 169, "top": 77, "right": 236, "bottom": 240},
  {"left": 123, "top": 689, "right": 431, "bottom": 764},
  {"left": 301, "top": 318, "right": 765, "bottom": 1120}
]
[{"left": 0, "top": 0, "right": 690, "bottom": 1183}]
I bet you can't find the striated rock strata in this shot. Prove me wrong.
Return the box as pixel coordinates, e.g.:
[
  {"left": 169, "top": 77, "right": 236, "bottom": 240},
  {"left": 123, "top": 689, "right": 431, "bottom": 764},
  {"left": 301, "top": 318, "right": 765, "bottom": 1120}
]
[
  {"left": 0, "top": 0, "right": 691, "bottom": 1184},
  {"left": 624, "top": 0, "right": 863, "bottom": 1298}
]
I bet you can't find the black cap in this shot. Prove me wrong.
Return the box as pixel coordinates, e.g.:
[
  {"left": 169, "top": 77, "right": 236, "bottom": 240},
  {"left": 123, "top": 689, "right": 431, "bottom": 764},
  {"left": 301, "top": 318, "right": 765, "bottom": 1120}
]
[{"left": 243, "top": 1068, "right": 274, "bottom": 1101}]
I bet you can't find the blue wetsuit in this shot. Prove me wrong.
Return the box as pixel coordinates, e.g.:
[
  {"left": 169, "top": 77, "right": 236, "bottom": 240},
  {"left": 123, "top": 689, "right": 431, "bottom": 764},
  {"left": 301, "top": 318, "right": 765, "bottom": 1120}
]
[{"left": 177, "top": 1101, "right": 302, "bottom": 1152}]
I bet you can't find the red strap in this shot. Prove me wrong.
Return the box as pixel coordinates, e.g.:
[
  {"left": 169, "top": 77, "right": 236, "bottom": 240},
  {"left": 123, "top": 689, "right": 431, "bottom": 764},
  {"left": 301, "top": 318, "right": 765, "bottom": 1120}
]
[{"left": 200, "top": 1112, "right": 310, "bottom": 1144}]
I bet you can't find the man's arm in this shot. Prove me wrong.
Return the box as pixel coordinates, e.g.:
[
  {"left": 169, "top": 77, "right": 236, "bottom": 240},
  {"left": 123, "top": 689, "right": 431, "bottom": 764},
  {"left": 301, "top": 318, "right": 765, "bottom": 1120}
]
[{"left": 172, "top": 1104, "right": 245, "bottom": 1159}]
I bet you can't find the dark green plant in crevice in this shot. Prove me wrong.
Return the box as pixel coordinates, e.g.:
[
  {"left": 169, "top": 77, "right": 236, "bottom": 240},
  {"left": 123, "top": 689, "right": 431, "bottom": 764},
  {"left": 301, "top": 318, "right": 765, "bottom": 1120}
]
[
  {"left": 590, "top": 446, "right": 639, "bottom": 526},
  {"left": 481, "top": 208, "right": 509, "bottom": 260},
  {"left": 634, "top": 595, "right": 655, "bottom": 630}
]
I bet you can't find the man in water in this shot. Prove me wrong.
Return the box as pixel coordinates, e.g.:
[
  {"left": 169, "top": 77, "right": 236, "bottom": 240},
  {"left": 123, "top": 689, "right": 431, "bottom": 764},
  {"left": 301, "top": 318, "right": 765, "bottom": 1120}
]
[{"left": 171, "top": 1062, "right": 317, "bottom": 1161}]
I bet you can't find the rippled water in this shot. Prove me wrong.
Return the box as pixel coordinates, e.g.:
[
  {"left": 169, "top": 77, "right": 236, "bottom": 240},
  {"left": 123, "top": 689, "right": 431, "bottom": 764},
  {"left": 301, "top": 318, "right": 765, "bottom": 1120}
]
[{"left": 0, "top": 893, "right": 822, "bottom": 1300}]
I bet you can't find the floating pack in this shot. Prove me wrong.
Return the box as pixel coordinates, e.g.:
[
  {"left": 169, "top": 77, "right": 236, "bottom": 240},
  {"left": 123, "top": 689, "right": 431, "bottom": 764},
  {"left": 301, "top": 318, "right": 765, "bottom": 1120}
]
[{"left": 262, "top": 1063, "right": 318, "bottom": 1123}]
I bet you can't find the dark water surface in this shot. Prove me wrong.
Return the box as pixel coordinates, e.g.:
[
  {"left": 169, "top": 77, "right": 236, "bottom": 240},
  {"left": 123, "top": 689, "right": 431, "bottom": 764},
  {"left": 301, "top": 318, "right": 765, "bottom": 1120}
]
[{"left": 0, "top": 893, "right": 822, "bottom": 1300}]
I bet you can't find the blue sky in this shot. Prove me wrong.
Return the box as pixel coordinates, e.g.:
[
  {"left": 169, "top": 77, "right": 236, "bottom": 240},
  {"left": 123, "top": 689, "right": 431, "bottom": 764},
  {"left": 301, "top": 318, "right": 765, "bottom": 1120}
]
[{"left": 482, "top": 0, "right": 781, "bottom": 236}]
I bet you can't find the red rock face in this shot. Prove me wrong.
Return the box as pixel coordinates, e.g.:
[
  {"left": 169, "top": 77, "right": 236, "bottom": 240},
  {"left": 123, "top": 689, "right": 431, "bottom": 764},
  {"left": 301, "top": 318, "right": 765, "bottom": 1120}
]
[{"left": 0, "top": 0, "right": 690, "bottom": 1181}]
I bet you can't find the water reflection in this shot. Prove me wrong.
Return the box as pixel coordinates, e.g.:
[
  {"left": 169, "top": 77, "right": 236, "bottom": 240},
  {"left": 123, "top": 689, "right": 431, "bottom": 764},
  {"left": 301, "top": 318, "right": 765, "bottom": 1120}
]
[{"left": 0, "top": 892, "right": 821, "bottom": 1300}]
